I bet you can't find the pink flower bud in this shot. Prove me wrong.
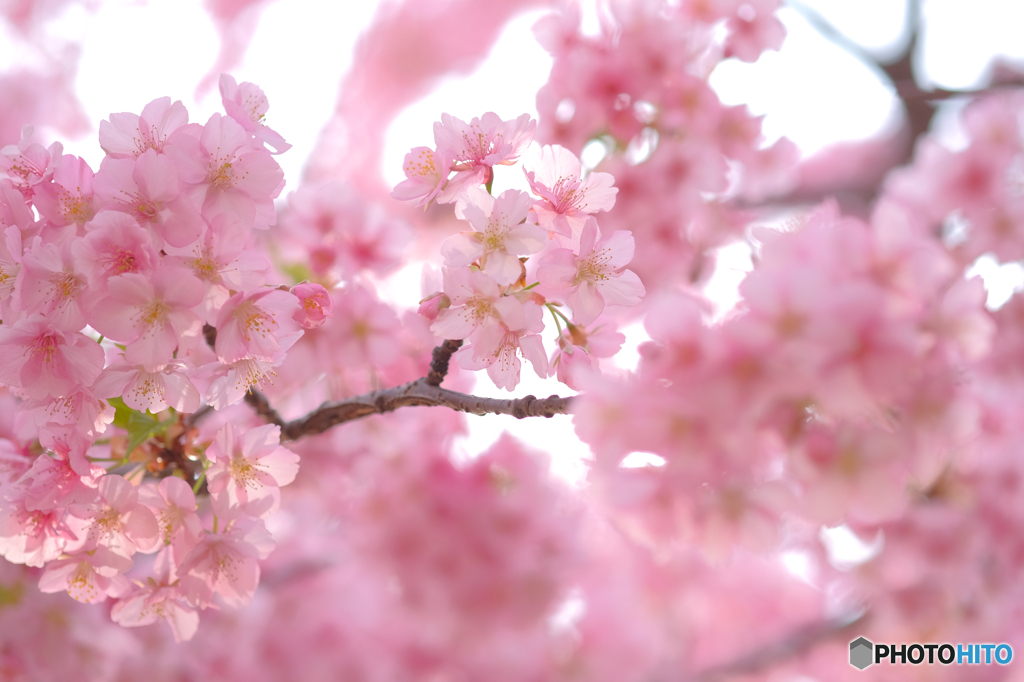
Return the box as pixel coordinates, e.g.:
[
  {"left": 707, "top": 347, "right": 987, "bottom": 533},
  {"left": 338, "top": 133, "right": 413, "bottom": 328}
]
[
  {"left": 291, "top": 282, "right": 334, "bottom": 329},
  {"left": 417, "top": 291, "right": 450, "bottom": 321}
]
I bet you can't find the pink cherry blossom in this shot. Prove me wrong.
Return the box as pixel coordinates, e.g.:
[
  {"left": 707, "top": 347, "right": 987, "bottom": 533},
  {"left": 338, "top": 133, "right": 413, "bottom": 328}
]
[
  {"left": 537, "top": 219, "right": 645, "bottom": 325},
  {"left": 214, "top": 287, "right": 302, "bottom": 364},
  {"left": 453, "top": 299, "right": 548, "bottom": 391},
  {"left": 23, "top": 385, "right": 114, "bottom": 440},
  {"left": 98, "top": 96, "right": 189, "bottom": 159},
  {"left": 92, "top": 148, "right": 204, "bottom": 248},
  {"left": 219, "top": 74, "right": 291, "bottom": 154},
  {"left": 198, "top": 355, "right": 278, "bottom": 410},
  {"left": 391, "top": 145, "right": 452, "bottom": 207},
  {"left": 71, "top": 211, "right": 158, "bottom": 291},
  {"left": 0, "top": 314, "right": 104, "bottom": 400},
  {"left": 524, "top": 144, "right": 617, "bottom": 238},
  {"left": 111, "top": 581, "right": 200, "bottom": 642},
  {"left": 206, "top": 423, "right": 299, "bottom": 518},
  {"left": 137, "top": 477, "right": 203, "bottom": 564},
  {"left": 434, "top": 112, "right": 536, "bottom": 202},
  {"left": 281, "top": 180, "right": 411, "bottom": 280},
  {"left": 550, "top": 321, "right": 625, "bottom": 390},
  {"left": 93, "top": 361, "right": 200, "bottom": 414},
  {"left": 723, "top": 0, "right": 786, "bottom": 63},
  {"left": 15, "top": 237, "right": 92, "bottom": 331},
  {"left": 177, "top": 514, "right": 275, "bottom": 608},
  {"left": 442, "top": 187, "right": 544, "bottom": 285},
  {"left": 290, "top": 282, "right": 334, "bottom": 329},
  {"left": 90, "top": 267, "right": 204, "bottom": 371},
  {"left": 431, "top": 266, "right": 525, "bottom": 340},
  {"left": 165, "top": 112, "right": 284, "bottom": 231},
  {"left": 320, "top": 285, "right": 403, "bottom": 368},
  {"left": 18, "top": 432, "right": 102, "bottom": 512},
  {"left": 164, "top": 213, "right": 270, "bottom": 324},
  {"left": 0, "top": 488, "right": 74, "bottom": 567},
  {"left": 65, "top": 474, "right": 160, "bottom": 572},
  {"left": 31, "top": 154, "right": 96, "bottom": 227},
  {"left": 0, "top": 125, "right": 63, "bottom": 196},
  {"left": 37, "top": 553, "right": 132, "bottom": 604}
]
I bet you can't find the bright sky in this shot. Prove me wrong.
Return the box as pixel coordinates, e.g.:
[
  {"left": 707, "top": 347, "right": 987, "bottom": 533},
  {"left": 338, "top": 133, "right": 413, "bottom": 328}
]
[{"left": 5, "top": 0, "right": 1024, "bottom": 480}]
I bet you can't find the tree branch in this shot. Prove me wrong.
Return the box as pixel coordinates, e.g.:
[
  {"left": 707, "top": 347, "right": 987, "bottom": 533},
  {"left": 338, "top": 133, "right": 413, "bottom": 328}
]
[
  {"left": 278, "top": 378, "right": 572, "bottom": 441},
  {"left": 196, "top": 327, "right": 573, "bottom": 440},
  {"left": 426, "top": 338, "right": 463, "bottom": 386}
]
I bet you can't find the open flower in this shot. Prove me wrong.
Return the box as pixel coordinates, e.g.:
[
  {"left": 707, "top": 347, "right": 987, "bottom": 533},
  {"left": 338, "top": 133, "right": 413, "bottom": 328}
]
[
  {"left": 206, "top": 423, "right": 300, "bottom": 518},
  {"left": 524, "top": 144, "right": 617, "bottom": 239},
  {"left": 537, "top": 219, "right": 645, "bottom": 325}
]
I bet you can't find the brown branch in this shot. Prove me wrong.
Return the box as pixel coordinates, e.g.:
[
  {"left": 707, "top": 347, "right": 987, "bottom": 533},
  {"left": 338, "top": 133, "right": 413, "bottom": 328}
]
[
  {"left": 426, "top": 338, "right": 463, "bottom": 386},
  {"left": 195, "top": 328, "right": 572, "bottom": 439},
  {"left": 278, "top": 378, "right": 572, "bottom": 441},
  {"left": 244, "top": 389, "right": 287, "bottom": 429}
]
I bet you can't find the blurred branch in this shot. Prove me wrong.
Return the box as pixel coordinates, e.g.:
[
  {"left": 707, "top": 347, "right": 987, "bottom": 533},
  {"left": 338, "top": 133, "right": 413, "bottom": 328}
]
[
  {"left": 197, "top": 327, "right": 572, "bottom": 439},
  {"left": 788, "top": 0, "right": 934, "bottom": 151},
  {"left": 689, "top": 612, "right": 865, "bottom": 681}
]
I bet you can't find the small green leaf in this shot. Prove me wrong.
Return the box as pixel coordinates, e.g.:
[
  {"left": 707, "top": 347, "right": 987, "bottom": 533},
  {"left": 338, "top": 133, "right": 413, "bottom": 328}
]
[
  {"left": 108, "top": 396, "right": 133, "bottom": 430},
  {"left": 0, "top": 582, "right": 23, "bottom": 608},
  {"left": 281, "top": 262, "right": 314, "bottom": 285},
  {"left": 126, "top": 410, "right": 163, "bottom": 457}
]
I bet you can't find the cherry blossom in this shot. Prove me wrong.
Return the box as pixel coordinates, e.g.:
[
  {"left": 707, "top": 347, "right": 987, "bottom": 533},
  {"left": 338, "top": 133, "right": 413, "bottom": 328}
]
[
  {"left": 537, "top": 219, "right": 645, "bottom": 325},
  {"left": 524, "top": 144, "right": 617, "bottom": 238},
  {"left": 111, "top": 580, "right": 199, "bottom": 643},
  {"left": 434, "top": 112, "right": 536, "bottom": 202},
  {"left": 177, "top": 514, "right": 275, "bottom": 608},
  {"left": 37, "top": 553, "right": 132, "bottom": 604},
  {"left": 391, "top": 145, "right": 452, "bottom": 207},
  {"left": 99, "top": 96, "right": 189, "bottom": 159},
  {"left": 214, "top": 287, "right": 301, "bottom": 364},
  {"left": 0, "top": 314, "right": 104, "bottom": 399},
  {"left": 165, "top": 112, "right": 284, "bottom": 231},
  {"left": 90, "top": 267, "right": 204, "bottom": 371},
  {"left": 290, "top": 282, "right": 334, "bottom": 329},
  {"left": 137, "top": 477, "right": 203, "bottom": 563},
  {"left": 219, "top": 74, "right": 291, "bottom": 154},
  {"left": 0, "top": 125, "right": 63, "bottom": 196},
  {"left": 206, "top": 423, "right": 299, "bottom": 518},
  {"left": 91, "top": 148, "right": 203, "bottom": 248},
  {"left": 442, "top": 187, "right": 544, "bottom": 285},
  {"left": 14, "top": 237, "right": 91, "bottom": 331},
  {"left": 64, "top": 474, "right": 160, "bottom": 569}
]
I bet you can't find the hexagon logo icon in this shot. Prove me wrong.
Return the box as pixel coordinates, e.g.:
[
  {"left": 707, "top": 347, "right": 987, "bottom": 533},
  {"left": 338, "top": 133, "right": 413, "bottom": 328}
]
[{"left": 850, "top": 637, "right": 874, "bottom": 670}]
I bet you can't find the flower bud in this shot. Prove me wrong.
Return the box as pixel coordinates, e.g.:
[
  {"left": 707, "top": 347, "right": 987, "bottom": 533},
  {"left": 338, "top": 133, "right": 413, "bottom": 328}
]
[
  {"left": 417, "top": 291, "right": 450, "bottom": 321},
  {"left": 291, "top": 282, "right": 334, "bottom": 328}
]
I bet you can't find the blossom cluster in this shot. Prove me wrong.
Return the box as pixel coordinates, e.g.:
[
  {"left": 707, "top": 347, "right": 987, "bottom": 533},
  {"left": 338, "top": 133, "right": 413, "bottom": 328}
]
[
  {"left": 393, "top": 111, "right": 644, "bottom": 390},
  {"left": 0, "top": 76, "right": 319, "bottom": 640},
  {"left": 535, "top": 0, "right": 795, "bottom": 291}
]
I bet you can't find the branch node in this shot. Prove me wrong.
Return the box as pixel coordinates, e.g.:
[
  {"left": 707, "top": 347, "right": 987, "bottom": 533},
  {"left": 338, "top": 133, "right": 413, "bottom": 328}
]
[{"left": 426, "top": 339, "right": 463, "bottom": 386}]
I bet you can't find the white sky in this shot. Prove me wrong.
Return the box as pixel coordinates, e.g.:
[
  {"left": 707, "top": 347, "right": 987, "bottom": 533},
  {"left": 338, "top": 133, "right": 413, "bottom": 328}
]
[{"left": 5, "top": 0, "right": 1024, "bottom": 479}]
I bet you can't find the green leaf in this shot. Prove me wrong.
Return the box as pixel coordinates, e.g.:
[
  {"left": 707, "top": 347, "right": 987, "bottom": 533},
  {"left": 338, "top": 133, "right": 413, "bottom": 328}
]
[
  {"left": 108, "top": 396, "right": 133, "bottom": 430},
  {"left": 126, "top": 410, "right": 163, "bottom": 457},
  {"left": 281, "top": 262, "right": 314, "bottom": 285}
]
